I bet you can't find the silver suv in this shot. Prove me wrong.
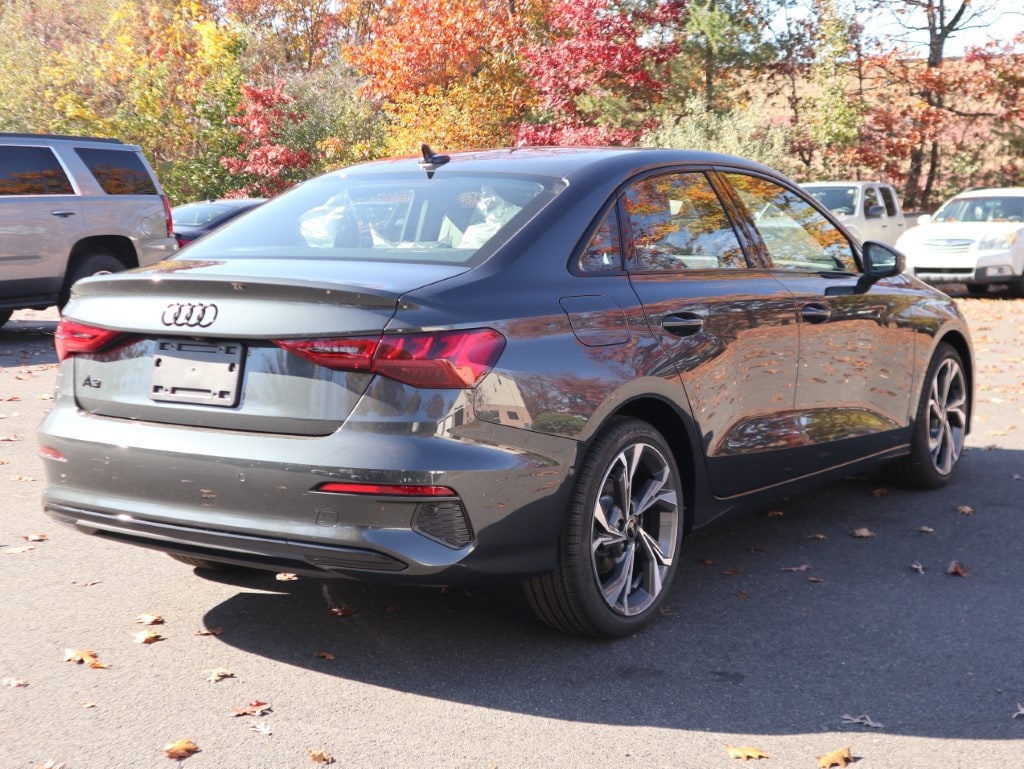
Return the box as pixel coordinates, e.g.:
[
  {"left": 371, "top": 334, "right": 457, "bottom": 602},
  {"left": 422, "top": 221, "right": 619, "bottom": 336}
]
[{"left": 0, "top": 133, "right": 177, "bottom": 327}]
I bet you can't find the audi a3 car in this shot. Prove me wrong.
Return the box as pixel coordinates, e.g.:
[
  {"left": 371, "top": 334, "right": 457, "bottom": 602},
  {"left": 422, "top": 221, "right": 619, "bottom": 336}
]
[
  {"left": 896, "top": 187, "right": 1024, "bottom": 295},
  {"left": 39, "top": 147, "right": 973, "bottom": 637}
]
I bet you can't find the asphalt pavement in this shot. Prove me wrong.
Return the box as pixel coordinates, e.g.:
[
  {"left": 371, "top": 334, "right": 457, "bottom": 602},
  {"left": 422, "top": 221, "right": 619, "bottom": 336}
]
[{"left": 1, "top": 297, "right": 1022, "bottom": 769}]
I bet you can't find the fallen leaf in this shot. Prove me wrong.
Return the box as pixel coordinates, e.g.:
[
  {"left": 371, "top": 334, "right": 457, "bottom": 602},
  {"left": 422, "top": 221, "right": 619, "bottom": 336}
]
[
  {"left": 163, "top": 739, "right": 200, "bottom": 760},
  {"left": 80, "top": 701, "right": 97, "bottom": 708},
  {"left": 841, "top": 712, "right": 884, "bottom": 728},
  {"left": 251, "top": 720, "right": 273, "bottom": 736},
  {"left": 726, "top": 745, "right": 769, "bottom": 760},
  {"left": 33, "top": 761, "right": 66, "bottom": 769},
  {"left": 918, "top": 526, "right": 935, "bottom": 534},
  {"left": 71, "top": 579, "right": 101, "bottom": 587},
  {"left": 697, "top": 559, "right": 716, "bottom": 566},
  {"left": 807, "top": 576, "right": 824, "bottom": 584},
  {"left": 734, "top": 591, "right": 750, "bottom": 599},
  {"left": 204, "top": 668, "right": 234, "bottom": 682},
  {"left": 328, "top": 605, "right": 354, "bottom": 617},
  {"left": 232, "top": 700, "right": 272, "bottom": 717},
  {"left": 276, "top": 572, "right": 298, "bottom": 581},
  {"left": 850, "top": 527, "right": 876, "bottom": 538},
  {"left": 2, "top": 677, "right": 28, "bottom": 687},
  {"left": 780, "top": 564, "right": 811, "bottom": 572},
  {"left": 63, "top": 648, "right": 108, "bottom": 668},
  {"left": 308, "top": 748, "right": 335, "bottom": 764},
  {"left": 23, "top": 533, "right": 48, "bottom": 542},
  {"left": 722, "top": 568, "right": 743, "bottom": 577},
  {"left": 807, "top": 533, "right": 828, "bottom": 540},
  {"left": 135, "top": 613, "right": 165, "bottom": 625},
  {"left": 1013, "top": 702, "right": 1024, "bottom": 719},
  {"left": 385, "top": 603, "right": 402, "bottom": 612},
  {"left": 749, "top": 546, "right": 767, "bottom": 553},
  {"left": 947, "top": 560, "right": 972, "bottom": 577},
  {"left": 817, "top": 746, "right": 853, "bottom": 768},
  {"left": 11, "top": 474, "right": 35, "bottom": 481},
  {"left": 871, "top": 487, "right": 888, "bottom": 497},
  {"left": 194, "top": 627, "right": 223, "bottom": 636},
  {"left": 766, "top": 510, "right": 784, "bottom": 518},
  {"left": 3, "top": 545, "right": 34, "bottom": 554},
  {"left": 909, "top": 562, "right": 926, "bottom": 574},
  {"left": 314, "top": 652, "right": 336, "bottom": 660},
  {"left": 133, "top": 629, "right": 163, "bottom": 644},
  {"left": 956, "top": 504, "right": 975, "bottom": 515}
]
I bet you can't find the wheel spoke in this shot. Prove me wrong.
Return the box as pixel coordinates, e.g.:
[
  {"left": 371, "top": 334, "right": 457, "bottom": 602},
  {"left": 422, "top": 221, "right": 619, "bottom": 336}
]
[{"left": 601, "top": 541, "right": 636, "bottom": 613}]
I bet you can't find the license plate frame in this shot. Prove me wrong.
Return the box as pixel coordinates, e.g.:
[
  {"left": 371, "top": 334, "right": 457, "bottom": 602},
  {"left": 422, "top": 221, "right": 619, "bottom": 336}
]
[{"left": 150, "top": 340, "right": 245, "bottom": 407}]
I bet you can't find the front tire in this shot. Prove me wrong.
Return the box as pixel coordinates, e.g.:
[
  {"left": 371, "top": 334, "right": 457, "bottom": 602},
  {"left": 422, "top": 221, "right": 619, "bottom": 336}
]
[
  {"left": 524, "top": 418, "right": 684, "bottom": 637},
  {"left": 891, "top": 342, "right": 969, "bottom": 489}
]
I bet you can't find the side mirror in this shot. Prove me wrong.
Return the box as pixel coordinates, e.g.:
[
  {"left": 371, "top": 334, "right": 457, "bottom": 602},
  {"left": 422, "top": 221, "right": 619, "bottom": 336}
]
[
  {"left": 917, "top": 213, "right": 933, "bottom": 225},
  {"left": 865, "top": 204, "right": 885, "bottom": 219},
  {"left": 862, "top": 240, "right": 905, "bottom": 278}
]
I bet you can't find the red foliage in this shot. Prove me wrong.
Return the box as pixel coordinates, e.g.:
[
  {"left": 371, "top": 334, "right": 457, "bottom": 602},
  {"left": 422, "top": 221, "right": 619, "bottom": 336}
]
[{"left": 221, "top": 82, "right": 313, "bottom": 197}]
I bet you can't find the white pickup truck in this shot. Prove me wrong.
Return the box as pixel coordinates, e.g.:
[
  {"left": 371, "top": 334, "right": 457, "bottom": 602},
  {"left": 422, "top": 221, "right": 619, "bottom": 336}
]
[{"left": 801, "top": 181, "right": 907, "bottom": 246}]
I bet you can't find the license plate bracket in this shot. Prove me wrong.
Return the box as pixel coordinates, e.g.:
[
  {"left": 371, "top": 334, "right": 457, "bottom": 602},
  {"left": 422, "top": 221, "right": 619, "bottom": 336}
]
[{"left": 150, "top": 340, "right": 245, "bottom": 407}]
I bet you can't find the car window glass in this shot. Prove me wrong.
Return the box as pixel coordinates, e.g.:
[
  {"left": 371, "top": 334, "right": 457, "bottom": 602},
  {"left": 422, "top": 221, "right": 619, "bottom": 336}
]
[
  {"left": 879, "top": 186, "right": 898, "bottom": 217},
  {"left": 183, "top": 172, "right": 562, "bottom": 266},
  {"left": 0, "top": 146, "right": 73, "bottom": 195},
  {"left": 75, "top": 148, "right": 158, "bottom": 195},
  {"left": 863, "top": 186, "right": 883, "bottom": 214},
  {"left": 726, "top": 173, "right": 857, "bottom": 272},
  {"left": 622, "top": 171, "right": 746, "bottom": 271},
  {"left": 579, "top": 207, "right": 623, "bottom": 273},
  {"left": 934, "top": 195, "right": 1024, "bottom": 222},
  {"left": 805, "top": 186, "right": 857, "bottom": 215}
]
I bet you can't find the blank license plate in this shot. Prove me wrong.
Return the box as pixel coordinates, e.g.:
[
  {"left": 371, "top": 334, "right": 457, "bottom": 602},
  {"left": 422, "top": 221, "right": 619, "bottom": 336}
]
[{"left": 150, "top": 340, "right": 244, "bottom": 407}]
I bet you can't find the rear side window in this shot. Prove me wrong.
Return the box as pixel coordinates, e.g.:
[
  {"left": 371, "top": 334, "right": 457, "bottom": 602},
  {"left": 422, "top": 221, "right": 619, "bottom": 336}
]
[
  {"left": 75, "top": 148, "right": 157, "bottom": 195},
  {"left": 622, "top": 171, "right": 747, "bottom": 271},
  {"left": 879, "top": 186, "right": 899, "bottom": 217},
  {"left": 0, "top": 146, "right": 74, "bottom": 195}
]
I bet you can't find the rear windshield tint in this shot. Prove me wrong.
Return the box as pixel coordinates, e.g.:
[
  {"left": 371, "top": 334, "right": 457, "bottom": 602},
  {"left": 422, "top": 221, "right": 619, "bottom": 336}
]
[
  {"left": 182, "top": 171, "right": 563, "bottom": 265},
  {"left": 75, "top": 148, "right": 157, "bottom": 195}
]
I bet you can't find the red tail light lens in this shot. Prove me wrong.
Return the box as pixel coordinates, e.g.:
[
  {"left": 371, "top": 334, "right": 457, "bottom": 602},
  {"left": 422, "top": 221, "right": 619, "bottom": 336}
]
[
  {"left": 314, "top": 482, "right": 457, "bottom": 497},
  {"left": 162, "top": 194, "right": 175, "bottom": 242},
  {"left": 54, "top": 319, "right": 124, "bottom": 361},
  {"left": 276, "top": 328, "right": 505, "bottom": 389}
]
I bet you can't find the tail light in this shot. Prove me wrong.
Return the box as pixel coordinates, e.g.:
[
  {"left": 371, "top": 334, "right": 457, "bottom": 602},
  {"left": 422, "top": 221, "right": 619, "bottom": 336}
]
[
  {"left": 55, "top": 319, "right": 124, "bottom": 361},
  {"left": 162, "top": 194, "right": 175, "bottom": 242},
  {"left": 314, "top": 482, "right": 456, "bottom": 496},
  {"left": 276, "top": 328, "right": 505, "bottom": 389}
]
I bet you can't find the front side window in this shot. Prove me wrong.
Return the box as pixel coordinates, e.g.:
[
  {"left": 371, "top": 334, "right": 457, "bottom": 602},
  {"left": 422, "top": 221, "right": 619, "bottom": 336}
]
[
  {"left": 184, "top": 171, "right": 561, "bottom": 266},
  {"left": 726, "top": 174, "right": 856, "bottom": 272},
  {"left": 622, "top": 171, "right": 746, "bottom": 271},
  {"left": 0, "top": 146, "right": 73, "bottom": 195}
]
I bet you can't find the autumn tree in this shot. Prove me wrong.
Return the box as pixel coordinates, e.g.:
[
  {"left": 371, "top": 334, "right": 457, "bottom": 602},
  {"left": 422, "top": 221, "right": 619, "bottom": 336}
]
[
  {"left": 223, "top": 0, "right": 346, "bottom": 72},
  {"left": 220, "top": 81, "right": 314, "bottom": 196},
  {"left": 517, "top": 0, "right": 671, "bottom": 145}
]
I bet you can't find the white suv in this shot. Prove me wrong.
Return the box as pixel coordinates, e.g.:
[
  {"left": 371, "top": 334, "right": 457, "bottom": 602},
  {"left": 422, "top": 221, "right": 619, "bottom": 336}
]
[
  {"left": 897, "top": 187, "right": 1024, "bottom": 296},
  {"left": 0, "top": 133, "right": 177, "bottom": 326}
]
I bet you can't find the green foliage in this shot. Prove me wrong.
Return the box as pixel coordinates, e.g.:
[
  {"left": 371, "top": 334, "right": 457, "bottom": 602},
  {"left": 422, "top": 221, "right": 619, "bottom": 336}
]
[{"left": 644, "top": 97, "right": 799, "bottom": 176}]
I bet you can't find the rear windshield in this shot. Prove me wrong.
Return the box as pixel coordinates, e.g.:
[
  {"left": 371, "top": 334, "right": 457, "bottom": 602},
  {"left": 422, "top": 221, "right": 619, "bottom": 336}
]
[
  {"left": 932, "top": 195, "right": 1024, "bottom": 223},
  {"left": 182, "top": 171, "right": 563, "bottom": 265},
  {"left": 174, "top": 201, "right": 246, "bottom": 226}
]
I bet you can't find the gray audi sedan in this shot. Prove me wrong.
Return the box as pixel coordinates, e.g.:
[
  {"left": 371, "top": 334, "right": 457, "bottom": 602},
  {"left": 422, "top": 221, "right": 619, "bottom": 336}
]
[{"left": 39, "top": 147, "right": 972, "bottom": 637}]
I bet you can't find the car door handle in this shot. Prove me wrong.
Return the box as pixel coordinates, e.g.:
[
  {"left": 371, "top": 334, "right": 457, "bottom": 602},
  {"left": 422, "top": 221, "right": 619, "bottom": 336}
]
[
  {"left": 800, "top": 304, "right": 832, "bottom": 324},
  {"left": 662, "top": 313, "right": 705, "bottom": 336},
  {"left": 50, "top": 210, "right": 76, "bottom": 218}
]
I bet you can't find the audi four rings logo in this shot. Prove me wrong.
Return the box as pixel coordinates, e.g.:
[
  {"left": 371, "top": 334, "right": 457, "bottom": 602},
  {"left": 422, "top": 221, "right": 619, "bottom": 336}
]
[{"left": 161, "top": 302, "right": 219, "bottom": 327}]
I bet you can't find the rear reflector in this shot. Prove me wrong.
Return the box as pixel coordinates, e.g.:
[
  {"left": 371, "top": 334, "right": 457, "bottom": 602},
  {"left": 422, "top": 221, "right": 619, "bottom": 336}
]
[
  {"left": 277, "top": 328, "right": 505, "bottom": 389},
  {"left": 54, "top": 319, "right": 124, "bottom": 361},
  {"left": 39, "top": 446, "right": 67, "bottom": 462},
  {"left": 315, "top": 482, "right": 457, "bottom": 497}
]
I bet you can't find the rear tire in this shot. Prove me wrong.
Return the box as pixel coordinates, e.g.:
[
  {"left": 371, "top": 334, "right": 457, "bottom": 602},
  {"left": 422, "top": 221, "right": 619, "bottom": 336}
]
[
  {"left": 890, "top": 342, "right": 969, "bottom": 489},
  {"left": 524, "top": 418, "right": 684, "bottom": 637},
  {"left": 60, "top": 253, "right": 125, "bottom": 308}
]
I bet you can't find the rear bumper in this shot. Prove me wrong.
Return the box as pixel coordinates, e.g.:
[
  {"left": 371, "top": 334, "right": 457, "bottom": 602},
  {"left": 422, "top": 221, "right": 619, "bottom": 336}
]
[{"left": 39, "top": 406, "right": 580, "bottom": 584}]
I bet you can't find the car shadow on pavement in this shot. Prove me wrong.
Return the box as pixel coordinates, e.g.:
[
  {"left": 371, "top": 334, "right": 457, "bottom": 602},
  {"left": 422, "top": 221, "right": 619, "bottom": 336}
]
[{"left": 202, "top": 447, "right": 1024, "bottom": 739}]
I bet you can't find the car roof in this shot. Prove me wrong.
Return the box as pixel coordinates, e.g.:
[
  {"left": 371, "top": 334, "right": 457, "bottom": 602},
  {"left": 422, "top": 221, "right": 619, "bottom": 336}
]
[
  {"left": 332, "top": 146, "right": 783, "bottom": 183},
  {"left": 954, "top": 187, "right": 1024, "bottom": 198},
  {"left": 801, "top": 181, "right": 890, "bottom": 188}
]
